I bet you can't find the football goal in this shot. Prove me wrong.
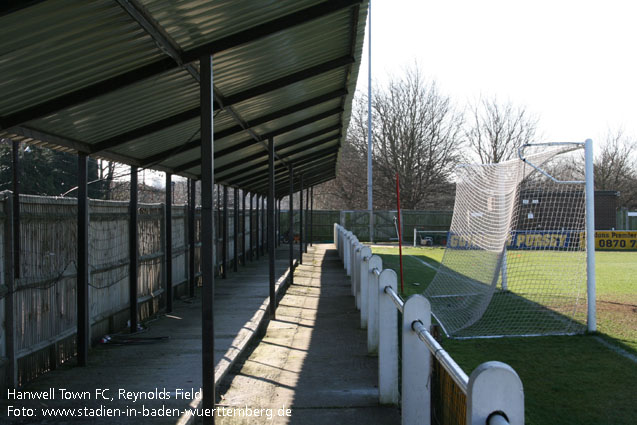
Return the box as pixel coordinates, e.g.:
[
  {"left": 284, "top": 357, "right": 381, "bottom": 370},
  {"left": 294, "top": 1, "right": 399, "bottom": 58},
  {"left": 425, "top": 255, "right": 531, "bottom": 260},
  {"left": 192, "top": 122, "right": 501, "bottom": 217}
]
[{"left": 424, "top": 140, "right": 596, "bottom": 338}]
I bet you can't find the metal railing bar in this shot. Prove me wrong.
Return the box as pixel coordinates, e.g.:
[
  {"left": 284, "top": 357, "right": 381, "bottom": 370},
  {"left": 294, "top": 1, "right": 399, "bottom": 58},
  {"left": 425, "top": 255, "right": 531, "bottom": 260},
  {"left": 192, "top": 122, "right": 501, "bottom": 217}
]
[
  {"left": 384, "top": 285, "right": 404, "bottom": 314},
  {"left": 487, "top": 412, "right": 511, "bottom": 425},
  {"left": 412, "top": 320, "right": 469, "bottom": 393}
]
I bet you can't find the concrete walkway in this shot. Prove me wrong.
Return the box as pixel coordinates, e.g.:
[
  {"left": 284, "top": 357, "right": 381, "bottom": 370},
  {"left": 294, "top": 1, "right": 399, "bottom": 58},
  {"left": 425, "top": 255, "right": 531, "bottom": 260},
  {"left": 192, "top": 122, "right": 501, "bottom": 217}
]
[
  {"left": 1, "top": 248, "right": 293, "bottom": 425},
  {"left": 215, "top": 244, "right": 400, "bottom": 425}
]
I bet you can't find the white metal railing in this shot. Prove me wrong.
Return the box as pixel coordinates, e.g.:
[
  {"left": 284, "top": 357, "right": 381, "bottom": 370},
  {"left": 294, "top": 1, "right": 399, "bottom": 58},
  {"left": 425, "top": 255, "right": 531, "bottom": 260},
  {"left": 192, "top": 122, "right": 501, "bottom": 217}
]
[{"left": 333, "top": 223, "right": 524, "bottom": 425}]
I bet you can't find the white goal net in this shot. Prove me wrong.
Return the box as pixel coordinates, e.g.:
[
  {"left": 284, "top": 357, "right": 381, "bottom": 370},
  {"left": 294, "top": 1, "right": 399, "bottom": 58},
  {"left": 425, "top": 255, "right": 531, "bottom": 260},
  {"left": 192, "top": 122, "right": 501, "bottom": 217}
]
[{"left": 424, "top": 143, "right": 591, "bottom": 338}]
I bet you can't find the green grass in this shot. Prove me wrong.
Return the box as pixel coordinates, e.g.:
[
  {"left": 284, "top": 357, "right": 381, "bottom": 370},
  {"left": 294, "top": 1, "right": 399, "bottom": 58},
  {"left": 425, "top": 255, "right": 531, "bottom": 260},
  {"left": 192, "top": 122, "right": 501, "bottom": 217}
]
[{"left": 373, "top": 246, "right": 637, "bottom": 425}]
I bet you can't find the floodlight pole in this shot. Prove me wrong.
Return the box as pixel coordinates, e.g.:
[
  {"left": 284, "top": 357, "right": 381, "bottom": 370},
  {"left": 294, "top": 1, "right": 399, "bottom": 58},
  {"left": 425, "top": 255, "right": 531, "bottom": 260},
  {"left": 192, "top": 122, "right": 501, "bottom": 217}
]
[
  {"left": 367, "top": 0, "right": 373, "bottom": 243},
  {"left": 585, "top": 138, "right": 596, "bottom": 332}
]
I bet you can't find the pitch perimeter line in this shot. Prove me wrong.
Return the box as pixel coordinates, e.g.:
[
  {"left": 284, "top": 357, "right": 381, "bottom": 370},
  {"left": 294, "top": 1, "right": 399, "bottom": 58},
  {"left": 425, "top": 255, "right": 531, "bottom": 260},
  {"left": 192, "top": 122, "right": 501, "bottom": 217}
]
[{"left": 593, "top": 336, "right": 637, "bottom": 364}]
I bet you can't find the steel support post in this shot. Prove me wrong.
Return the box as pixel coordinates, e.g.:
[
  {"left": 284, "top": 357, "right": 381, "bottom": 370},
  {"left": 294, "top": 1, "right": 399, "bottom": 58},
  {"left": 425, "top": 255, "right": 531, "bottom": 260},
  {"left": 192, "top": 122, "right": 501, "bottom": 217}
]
[
  {"left": 216, "top": 185, "right": 220, "bottom": 273},
  {"left": 255, "top": 195, "right": 260, "bottom": 260},
  {"left": 165, "top": 173, "right": 173, "bottom": 312},
  {"left": 289, "top": 167, "right": 294, "bottom": 285},
  {"left": 261, "top": 196, "right": 266, "bottom": 255},
  {"left": 299, "top": 175, "right": 304, "bottom": 264},
  {"left": 200, "top": 54, "right": 216, "bottom": 424},
  {"left": 77, "top": 153, "right": 89, "bottom": 365},
  {"left": 277, "top": 199, "right": 281, "bottom": 247},
  {"left": 129, "top": 166, "right": 139, "bottom": 333},
  {"left": 188, "top": 179, "right": 196, "bottom": 297},
  {"left": 305, "top": 187, "right": 309, "bottom": 253},
  {"left": 233, "top": 188, "right": 239, "bottom": 272},
  {"left": 222, "top": 185, "right": 228, "bottom": 278},
  {"left": 11, "top": 140, "right": 20, "bottom": 278},
  {"left": 242, "top": 191, "right": 247, "bottom": 265},
  {"left": 249, "top": 194, "right": 253, "bottom": 261},
  {"left": 310, "top": 186, "right": 314, "bottom": 247},
  {"left": 4, "top": 195, "right": 17, "bottom": 388},
  {"left": 268, "top": 138, "right": 276, "bottom": 317}
]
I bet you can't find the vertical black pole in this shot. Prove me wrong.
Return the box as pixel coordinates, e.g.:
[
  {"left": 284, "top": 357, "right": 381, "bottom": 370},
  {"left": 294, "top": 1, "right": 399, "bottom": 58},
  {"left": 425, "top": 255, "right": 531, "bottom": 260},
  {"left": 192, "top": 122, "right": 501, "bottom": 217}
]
[
  {"left": 242, "top": 192, "right": 246, "bottom": 265},
  {"left": 310, "top": 186, "right": 314, "bottom": 247},
  {"left": 268, "top": 138, "right": 276, "bottom": 318},
  {"left": 299, "top": 174, "right": 303, "bottom": 265},
  {"left": 11, "top": 141, "right": 20, "bottom": 278},
  {"left": 188, "top": 179, "right": 196, "bottom": 298},
  {"left": 222, "top": 186, "right": 228, "bottom": 278},
  {"left": 77, "top": 153, "right": 89, "bottom": 366},
  {"left": 233, "top": 188, "right": 239, "bottom": 272},
  {"left": 305, "top": 187, "right": 309, "bottom": 253},
  {"left": 289, "top": 167, "right": 294, "bottom": 285},
  {"left": 274, "top": 198, "right": 278, "bottom": 248},
  {"left": 255, "top": 195, "right": 260, "bottom": 260},
  {"left": 216, "top": 185, "right": 220, "bottom": 274},
  {"left": 129, "top": 166, "right": 139, "bottom": 333},
  {"left": 200, "top": 54, "right": 216, "bottom": 425},
  {"left": 249, "top": 194, "right": 253, "bottom": 261},
  {"left": 165, "top": 173, "right": 173, "bottom": 313},
  {"left": 262, "top": 196, "right": 266, "bottom": 255},
  {"left": 277, "top": 199, "right": 281, "bottom": 247}
]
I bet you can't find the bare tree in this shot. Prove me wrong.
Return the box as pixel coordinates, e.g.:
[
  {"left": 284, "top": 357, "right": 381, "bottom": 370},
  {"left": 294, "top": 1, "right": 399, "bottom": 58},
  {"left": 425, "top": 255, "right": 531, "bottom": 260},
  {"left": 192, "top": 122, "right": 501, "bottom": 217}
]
[
  {"left": 595, "top": 129, "right": 637, "bottom": 207},
  {"left": 315, "top": 68, "right": 463, "bottom": 210},
  {"left": 466, "top": 96, "right": 538, "bottom": 164},
  {"left": 369, "top": 69, "right": 464, "bottom": 209}
]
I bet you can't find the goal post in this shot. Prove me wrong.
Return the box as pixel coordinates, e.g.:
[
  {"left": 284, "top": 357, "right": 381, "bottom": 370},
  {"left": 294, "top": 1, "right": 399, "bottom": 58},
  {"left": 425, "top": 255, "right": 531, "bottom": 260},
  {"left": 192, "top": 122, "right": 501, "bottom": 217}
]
[
  {"left": 423, "top": 140, "right": 596, "bottom": 338},
  {"left": 584, "top": 138, "right": 596, "bottom": 332}
]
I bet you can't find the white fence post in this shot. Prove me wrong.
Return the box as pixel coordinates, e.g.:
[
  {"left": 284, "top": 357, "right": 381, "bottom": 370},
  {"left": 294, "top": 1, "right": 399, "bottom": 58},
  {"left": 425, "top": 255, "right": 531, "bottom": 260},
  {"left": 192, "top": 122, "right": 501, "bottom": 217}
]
[
  {"left": 359, "top": 246, "right": 372, "bottom": 329},
  {"left": 467, "top": 361, "right": 524, "bottom": 425},
  {"left": 345, "top": 232, "right": 351, "bottom": 274},
  {"left": 350, "top": 236, "right": 358, "bottom": 282},
  {"left": 354, "top": 243, "right": 361, "bottom": 309},
  {"left": 402, "top": 295, "right": 431, "bottom": 425},
  {"left": 334, "top": 223, "right": 338, "bottom": 250},
  {"left": 378, "top": 268, "right": 399, "bottom": 405},
  {"left": 367, "top": 256, "right": 382, "bottom": 353},
  {"left": 346, "top": 233, "right": 353, "bottom": 276}
]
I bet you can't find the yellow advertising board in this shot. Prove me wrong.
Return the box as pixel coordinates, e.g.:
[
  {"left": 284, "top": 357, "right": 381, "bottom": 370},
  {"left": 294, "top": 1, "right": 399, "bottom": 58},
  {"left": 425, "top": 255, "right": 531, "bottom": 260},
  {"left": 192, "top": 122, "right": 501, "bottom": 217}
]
[{"left": 594, "top": 231, "right": 637, "bottom": 250}]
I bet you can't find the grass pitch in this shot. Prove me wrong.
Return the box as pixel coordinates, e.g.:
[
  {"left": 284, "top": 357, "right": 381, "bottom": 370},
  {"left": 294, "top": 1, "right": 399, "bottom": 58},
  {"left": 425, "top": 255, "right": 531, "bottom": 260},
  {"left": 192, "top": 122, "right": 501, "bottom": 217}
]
[{"left": 373, "top": 246, "right": 637, "bottom": 425}]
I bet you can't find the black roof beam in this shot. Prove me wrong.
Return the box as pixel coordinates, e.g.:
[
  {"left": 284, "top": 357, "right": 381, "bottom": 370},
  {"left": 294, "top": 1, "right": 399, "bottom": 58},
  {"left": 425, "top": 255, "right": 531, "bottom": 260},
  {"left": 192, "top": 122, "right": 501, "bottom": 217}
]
[
  {"left": 241, "top": 157, "right": 336, "bottom": 194},
  {"left": 170, "top": 116, "right": 341, "bottom": 175},
  {"left": 274, "top": 169, "right": 336, "bottom": 194},
  {"left": 250, "top": 162, "right": 336, "bottom": 194},
  {"left": 182, "top": 0, "right": 362, "bottom": 63},
  {"left": 215, "top": 108, "right": 342, "bottom": 159},
  {"left": 217, "top": 143, "right": 339, "bottom": 182},
  {"left": 229, "top": 146, "right": 339, "bottom": 186},
  {"left": 1, "top": 0, "right": 46, "bottom": 17},
  {"left": 138, "top": 139, "right": 202, "bottom": 168},
  {"left": 0, "top": 0, "right": 360, "bottom": 129},
  {"left": 226, "top": 151, "right": 335, "bottom": 188},
  {"left": 215, "top": 134, "right": 340, "bottom": 175},
  {"left": 222, "top": 56, "right": 353, "bottom": 107},
  {"left": 91, "top": 107, "right": 200, "bottom": 153},
  {"left": 92, "top": 90, "right": 344, "bottom": 158},
  {"left": 214, "top": 89, "right": 346, "bottom": 140}
]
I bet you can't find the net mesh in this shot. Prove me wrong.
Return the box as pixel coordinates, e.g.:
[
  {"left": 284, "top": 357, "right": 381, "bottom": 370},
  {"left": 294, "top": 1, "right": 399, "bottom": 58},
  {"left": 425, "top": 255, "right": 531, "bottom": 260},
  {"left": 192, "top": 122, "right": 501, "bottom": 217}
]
[{"left": 424, "top": 145, "right": 588, "bottom": 338}]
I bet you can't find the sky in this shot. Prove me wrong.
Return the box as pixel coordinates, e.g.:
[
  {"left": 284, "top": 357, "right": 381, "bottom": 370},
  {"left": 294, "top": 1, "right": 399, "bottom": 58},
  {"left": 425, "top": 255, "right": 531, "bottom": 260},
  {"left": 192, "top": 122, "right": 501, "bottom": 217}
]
[{"left": 357, "top": 0, "right": 637, "bottom": 147}]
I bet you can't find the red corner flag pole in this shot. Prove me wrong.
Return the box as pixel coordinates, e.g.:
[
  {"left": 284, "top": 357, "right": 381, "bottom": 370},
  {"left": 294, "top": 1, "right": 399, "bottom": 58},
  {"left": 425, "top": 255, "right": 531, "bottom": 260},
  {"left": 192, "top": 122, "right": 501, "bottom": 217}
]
[{"left": 396, "top": 173, "right": 404, "bottom": 293}]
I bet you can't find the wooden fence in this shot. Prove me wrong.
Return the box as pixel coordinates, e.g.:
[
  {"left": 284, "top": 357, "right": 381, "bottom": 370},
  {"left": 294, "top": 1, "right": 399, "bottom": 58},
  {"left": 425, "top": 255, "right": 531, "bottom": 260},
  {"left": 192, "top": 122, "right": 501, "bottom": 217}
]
[{"left": 0, "top": 192, "right": 264, "bottom": 389}]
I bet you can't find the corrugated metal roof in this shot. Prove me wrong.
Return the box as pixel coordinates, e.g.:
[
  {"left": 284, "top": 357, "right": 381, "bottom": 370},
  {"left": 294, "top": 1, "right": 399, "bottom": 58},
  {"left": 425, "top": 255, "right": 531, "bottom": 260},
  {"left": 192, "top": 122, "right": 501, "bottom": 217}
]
[{"left": 0, "top": 0, "right": 368, "bottom": 195}]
